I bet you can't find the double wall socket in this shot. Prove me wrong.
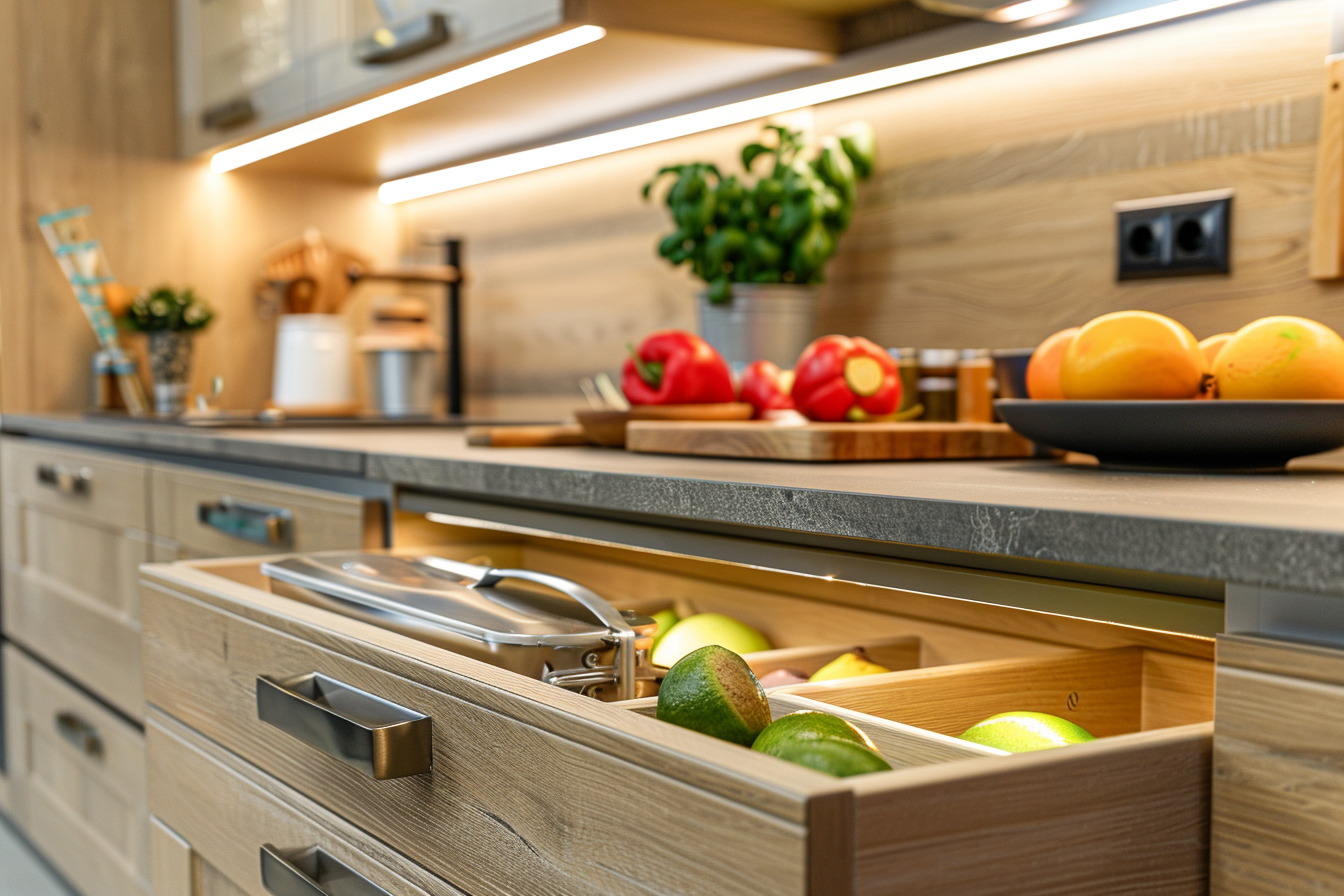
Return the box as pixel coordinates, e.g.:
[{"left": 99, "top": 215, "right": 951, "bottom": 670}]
[{"left": 1115, "top": 189, "right": 1232, "bottom": 280}]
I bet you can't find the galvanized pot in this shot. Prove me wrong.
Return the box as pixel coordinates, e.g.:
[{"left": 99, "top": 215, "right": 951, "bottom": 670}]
[{"left": 696, "top": 284, "right": 819, "bottom": 370}]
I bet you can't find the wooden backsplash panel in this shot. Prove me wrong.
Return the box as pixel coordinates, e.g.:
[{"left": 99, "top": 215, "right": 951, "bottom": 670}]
[{"left": 403, "top": 0, "right": 1344, "bottom": 399}]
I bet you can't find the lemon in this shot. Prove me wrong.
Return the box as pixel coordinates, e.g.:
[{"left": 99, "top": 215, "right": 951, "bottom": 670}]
[
  {"left": 959, "top": 712, "right": 1095, "bottom": 753},
  {"left": 649, "top": 608, "right": 680, "bottom": 651},
  {"left": 652, "top": 613, "right": 772, "bottom": 668},
  {"left": 655, "top": 645, "right": 771, "bottom": 746},
  {"left": 808, "top": 650, "right": 890, "bottom": 683}
]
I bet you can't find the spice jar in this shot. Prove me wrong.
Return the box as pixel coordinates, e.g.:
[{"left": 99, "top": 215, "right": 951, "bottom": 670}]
[
  {"left": 918, "top": 349, "right": 959, "bottom": 422},
  {"left": 957, "top": 349, "right": 995, "bottom": 423},
  {"left": 889, "top": 347, "right": 920, "bottom": 416}
]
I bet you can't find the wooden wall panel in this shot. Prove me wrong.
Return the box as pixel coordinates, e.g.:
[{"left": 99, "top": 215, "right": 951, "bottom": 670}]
[{"left": 401, "top": 0, "right": 1344, "bottom": 409}]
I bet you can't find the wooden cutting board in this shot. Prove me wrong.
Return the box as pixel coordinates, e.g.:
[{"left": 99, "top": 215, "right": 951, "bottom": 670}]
[
  {"left": 625, "top": 420, "right": 1034, "bottom": 461},
  {"left": 466, "top": 423, "right": 588, "bottom": 447}
]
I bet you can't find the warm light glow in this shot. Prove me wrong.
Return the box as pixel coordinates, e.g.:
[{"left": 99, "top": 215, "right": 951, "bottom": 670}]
[
  {"left": 987, "top": 0, "right": 1075, "bottom": 23},
  {"left": 210, "top": 26, "right": 607, "bottom": 173},
  {"left": 380, "top": 0, "right": 1248, "bottom": 204}
]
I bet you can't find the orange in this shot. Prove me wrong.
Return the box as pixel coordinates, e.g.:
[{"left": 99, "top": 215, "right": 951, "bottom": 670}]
[
  {"left": 1199, "top": 332, "right": 1235, "bottom": 367},
  {"left": 1060, "top": 311, "right": 1207, "bottom": 400},
  {"left": 1213, "top": 316, "right": 1344, "bottom": 399},
  {"left": 1025, "top": 328, "right": 1079, "bottom": 400}
]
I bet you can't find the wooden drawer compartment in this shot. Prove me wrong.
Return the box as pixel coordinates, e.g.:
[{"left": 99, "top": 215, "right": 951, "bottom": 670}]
[
  {"left": 4, "top": 643, "right": 150, "bottom": 896},
  {"left": 144, "top": 549, "right": 1215, "bottom": 896},
  {"left": 152, "top": 464, "right": 379, "bottom": 558},
  {"left": 2, "top": 437, "right": 148, "bottom": 531},
  {"left": 1211, "top": 633, "right": 1344, "bottom": 895},
  {"left": 147, "top": 709, "right": 465, "bottom": 896}
]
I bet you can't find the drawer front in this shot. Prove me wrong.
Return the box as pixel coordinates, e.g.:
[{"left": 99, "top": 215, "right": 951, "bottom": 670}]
[
  {"left": 3, "top": 438, "right": 148, "bottom": 530},
  {"left": 1212, "top": 635, "right": 1344, "bottom": 895},
  {"left": 153, "top": 466, "right": 377, "bottom": 558},
  {"left": 3, "top": 483, "right": 147, "bottom": 717},
  {"left": 4, "top": 644, "right": 151, "bottom": 896},
  {"left": 141, "top": 581, "right": 813, "bottom": 896},
  {"left": 147, "top": 710, "right": 465, "bottom": 896}
]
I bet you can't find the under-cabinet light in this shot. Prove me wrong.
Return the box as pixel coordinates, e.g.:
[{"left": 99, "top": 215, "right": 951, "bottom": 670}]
[
  {"left": 379, "top": 0, "right": 1248, "bottom": 204},
  {"left": 988, "top": 0, "right": 1076, "bottom": 22},
  {"left": 209, "top": 25, "right": 607, "bottom": 173}
]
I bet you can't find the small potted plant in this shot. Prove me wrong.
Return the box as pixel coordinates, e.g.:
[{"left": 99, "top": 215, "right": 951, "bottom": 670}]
[
  {"left": 122, "top": 285, "right": 214, "bottom": 415},
  {"left": 644, "top": 121, "right": 875, "bottom": 367}
]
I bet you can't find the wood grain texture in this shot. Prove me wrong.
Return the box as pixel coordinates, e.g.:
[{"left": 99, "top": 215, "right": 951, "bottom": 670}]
[
  {"left": 4, "top": 644, "right": 151, "bottom": 896},
  {"left": 148, "top": 711, "right": 466, "bottom": 896},
  {"left": 150, "top": 816, "right": 195, "bottom": 896},
  {"left": 1311, "top": 59, "right": 1344, "bottom": 278},
  {"left": 1211, "top": 636, "right": 1344, "bottom": 894},
  {"left": 141, "top": 580, "right": 814, "bottom": 896},
  {"left": 627, "top": 420, "right": 1034, "bottom": 461}
]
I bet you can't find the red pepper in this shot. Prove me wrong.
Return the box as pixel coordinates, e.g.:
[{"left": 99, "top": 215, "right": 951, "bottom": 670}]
[
  {"left": 739, "top": 360, "right": 795, "bottom": 418},
  {"left": 791, "top": 335, "right": 901, "bottom": 422},
  {"left": 622, "top": 330, "right": 735, "bottom": 405}
]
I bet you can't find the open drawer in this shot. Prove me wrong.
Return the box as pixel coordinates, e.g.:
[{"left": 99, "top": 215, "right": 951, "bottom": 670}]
[{"left": 141, "top": 528, "right": 1215, "bottom": 896}]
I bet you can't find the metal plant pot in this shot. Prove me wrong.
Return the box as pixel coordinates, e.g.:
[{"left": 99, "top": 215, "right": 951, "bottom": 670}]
[
  {"left": 696, "top": 284, "right": 819, "bottom": 370},
  {"left": 147, "top": 330, "right": 194, "bottom": 416}
]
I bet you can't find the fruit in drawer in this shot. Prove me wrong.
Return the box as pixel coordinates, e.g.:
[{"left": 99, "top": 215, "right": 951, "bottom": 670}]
[
  {"left": 753, "top": 710, "right": 877, "bottom": 752},
  {"left": 1060, "top": 311, "right": 1208, "bottom": 400},
  {"left": 1211, "top": 316, "right": 1344, "bottom": 399},
  {"left": 756, "top": 668, "right": 809, "bottom": 689},
  {"left": 756, "top": 732, "right": 891, "bottom": 777},
  {"left": 650, "top": 608, "right": 680, "bottom": 651},
  {"left": 808, "top": 649, "right": 890, "bottom": 682},
  {"left": 651, "top": 613, "right": 772, "bottom": 668},
  {"left": 958, "top": 712, "right": 1096, "bottom": 752},
  {"left": 656, "top": 645, "right": 772, "bottom": 746}
]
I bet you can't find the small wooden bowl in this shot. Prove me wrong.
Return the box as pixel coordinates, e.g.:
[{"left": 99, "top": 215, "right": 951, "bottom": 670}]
[{"left": 575, "top": 409, "right": 630, "bottom": 448}]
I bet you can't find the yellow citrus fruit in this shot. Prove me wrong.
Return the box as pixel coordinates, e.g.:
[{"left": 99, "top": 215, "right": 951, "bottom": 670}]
[
  {"left": 1199, "top": 332, "right": 1235, "bottom": 367},
  {"left": 1213, "top": 316, "right": 1344, "bottom": 399},
  {"left": 1025, "top": 327, "right": 1078, "bottom": 400},
  {"left": 1060, "top": 311, "right": 1207, "bottom": 400}
]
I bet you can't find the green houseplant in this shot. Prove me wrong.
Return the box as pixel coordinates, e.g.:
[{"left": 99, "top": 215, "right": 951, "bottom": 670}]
[
  {"left": 121, "top": 285, "right": 214, "bottom": 415},
  {"left": 644, "top": 121, "right": 875, "bottom": 366}
]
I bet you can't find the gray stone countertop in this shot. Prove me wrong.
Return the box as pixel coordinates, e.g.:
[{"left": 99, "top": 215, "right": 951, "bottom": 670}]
[{"left": 7, "top": 413, "right": 1344, "bottom": 594}]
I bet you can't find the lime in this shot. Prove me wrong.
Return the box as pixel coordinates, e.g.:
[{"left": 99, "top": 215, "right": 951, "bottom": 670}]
[
  {"left": 958, "top": 712, "right": 1096, "bottom": 753},
  {"left": 650, "top": 608, "right": 680, "bottom": 651},
  {"left": 762, "top": 737, "right": 892, "bottom": 778},
  {"left": 656, "top": 645, "right": 771, "bottom": 746},
  {"left": 652, "top": 613, "right": 772, "bottom": 668},
  {"left": 752, "top": 710, "right": 876, "bottom": 754}
]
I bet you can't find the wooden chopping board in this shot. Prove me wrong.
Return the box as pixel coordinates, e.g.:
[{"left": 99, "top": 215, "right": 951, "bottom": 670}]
[{"left": 625, "top": 420, "right": 1034, "bottom": 461}]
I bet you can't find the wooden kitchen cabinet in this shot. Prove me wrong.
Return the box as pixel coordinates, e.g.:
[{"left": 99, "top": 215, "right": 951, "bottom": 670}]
[
  {"left": 142, "top": 523, "right": 1216, "bottom": 896},
  {"left": 1211, "top": 633, "right": 1344, "bottom": 895}
]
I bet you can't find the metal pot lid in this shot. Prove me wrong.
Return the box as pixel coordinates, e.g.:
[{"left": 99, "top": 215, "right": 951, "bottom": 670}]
[{"left": 261, "top": 553, "right": 618, "bottom": 647}]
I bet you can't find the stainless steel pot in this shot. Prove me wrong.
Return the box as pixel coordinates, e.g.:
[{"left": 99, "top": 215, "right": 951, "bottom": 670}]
[
  {"left": 363, "top": 349, "right": 436, "bottom": 417},
  {"left": 697, "top": 283, "right": 819, "bottom": 370}
]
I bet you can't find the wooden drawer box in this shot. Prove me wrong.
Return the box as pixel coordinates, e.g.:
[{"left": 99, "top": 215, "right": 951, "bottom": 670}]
[
  {"left": 4, "top": 643, "right": 151, "bottom": 896},
  {"left": 143, "top": 540, "right": 1216, "bottom": 896},
  {"left": 152, "top": 464, "right": 380, "bottom": 559},
  {"left": 1211, "top": 633, "right": 1344, "bottom": 895},
  {"left": 147, "top": 709, "right": 466, "bottom": 896},
  {"left": 1, "top": 438, "right": 149, "bottom": 716}
]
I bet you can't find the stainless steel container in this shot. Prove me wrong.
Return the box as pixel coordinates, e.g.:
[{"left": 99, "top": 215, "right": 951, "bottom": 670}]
[
  {"left": 262, "top": 553, "right": 660, "bottom": 701},
  {"left": 362, "top": 349, "right": 436, "bottom": 417},
  {"left": 697, "top": 284, "right": 819, "bottom": 370}
]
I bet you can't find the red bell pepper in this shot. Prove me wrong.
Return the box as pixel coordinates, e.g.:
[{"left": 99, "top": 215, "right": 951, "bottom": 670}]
[
  {"left": 622, "top": 330, "right": 735, "bottom": 405},
  {"left": 739, "top": 360, "right": 795, "bottom": 418},
  {"left": 791, "top": 335, "right": 901, "bottom": 422}
]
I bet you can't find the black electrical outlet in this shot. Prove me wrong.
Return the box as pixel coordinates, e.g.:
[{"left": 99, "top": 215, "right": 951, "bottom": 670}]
[{"left": 1116, "top": 190, "right": 1232, "bottom": 280}]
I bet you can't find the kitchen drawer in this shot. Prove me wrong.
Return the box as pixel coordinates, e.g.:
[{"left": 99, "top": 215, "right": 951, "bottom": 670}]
[
  {"left": 4, "top": 644, "right": 151, "bottom": 896},
  {"left": 143, "top": 545, "right": 1215, "bottom": 896},
  {"left": 2, "top": 437, "right": 148, "bottom": 531},
  {"left": 1211, "top": 633, "right": 1344, "bottom": 895},
  {"left": 147, "top": 708, "right": 467, "bottom": 896},
  {"left": 152, "top": 464, "right": 381, "bottom": 558}
]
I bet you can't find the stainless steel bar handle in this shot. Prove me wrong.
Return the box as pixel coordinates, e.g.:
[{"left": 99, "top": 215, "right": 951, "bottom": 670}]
[
  {"left": 255, "top": 673, "right": 432, "bottom": 780},
  {"left": 36, "top": 463, "right": 92, "bottom": 495},
  {"left": 198, "top": 497, "right": 293, "bottom": 547},
  {"left": 260, "top": 844, "right": 393, "bottom": 896},
  {"left": 54, "top": 711, "right": 102, "bottom": 758}
]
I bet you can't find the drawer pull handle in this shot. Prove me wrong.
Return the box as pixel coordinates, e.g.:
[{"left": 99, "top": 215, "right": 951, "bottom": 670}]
[
  {"left": 198, "top": 497, "right": 293, "bottom": 546},
  {"left": 260, "top": 844, "right": 393, "bottom": 896},
  {"left": 36, "top": 463, "right": 92, "bottom": 495},
  {"left": 255, "top": 673, "right": 431, "bottom": 779},
  {"left": 54, "top": 711, "right": 102, "bottom": 758}
]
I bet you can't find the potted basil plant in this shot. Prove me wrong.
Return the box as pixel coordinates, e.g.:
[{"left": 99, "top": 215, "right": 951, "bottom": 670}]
[
  {"left": 121, "top": 285, "right": 215, "bottom": 415},
  {"left": 644, "top": 121, "right": 875, "bottom": 367}
]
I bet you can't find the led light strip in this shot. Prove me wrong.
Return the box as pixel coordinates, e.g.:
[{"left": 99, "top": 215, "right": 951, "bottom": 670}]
[
  {"left": 210, "top": 25, "right": 607, "bottom": 173},
  {"left": 380, "top": 0, "right": 1248, "bottom": 204}
]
